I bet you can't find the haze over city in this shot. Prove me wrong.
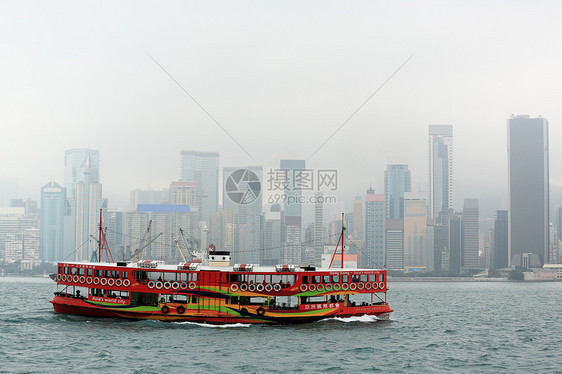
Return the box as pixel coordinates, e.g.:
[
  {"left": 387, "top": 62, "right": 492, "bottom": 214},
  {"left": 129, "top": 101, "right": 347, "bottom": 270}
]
[{"left": 2, "top": 1, "right": 562, "bottom": 225}]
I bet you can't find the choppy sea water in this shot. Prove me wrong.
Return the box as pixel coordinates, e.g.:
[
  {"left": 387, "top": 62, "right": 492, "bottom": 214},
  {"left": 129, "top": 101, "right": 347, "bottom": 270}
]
[{"left": 1, "top": 277, "right": 562, "bottom": 373}]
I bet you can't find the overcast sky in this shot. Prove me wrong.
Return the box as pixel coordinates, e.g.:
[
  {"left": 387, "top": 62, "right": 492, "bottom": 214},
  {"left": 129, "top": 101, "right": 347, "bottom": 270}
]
[{"left": 2, "top": 0, "right": 562, "bottom": 224}]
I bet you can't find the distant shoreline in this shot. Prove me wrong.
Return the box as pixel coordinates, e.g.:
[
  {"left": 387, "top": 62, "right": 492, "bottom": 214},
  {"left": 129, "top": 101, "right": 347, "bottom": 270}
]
[{"left": 389, "top": 277, "right": 508, "bottom": 282}]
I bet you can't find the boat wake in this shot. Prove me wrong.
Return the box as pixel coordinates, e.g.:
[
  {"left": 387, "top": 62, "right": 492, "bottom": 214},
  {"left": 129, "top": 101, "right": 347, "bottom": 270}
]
[
  {"left": 174, "top": 321, "right": 251, "bottom": 328},
  {"left": 324, "top": 314, "right": 381, "bottom": 323}
]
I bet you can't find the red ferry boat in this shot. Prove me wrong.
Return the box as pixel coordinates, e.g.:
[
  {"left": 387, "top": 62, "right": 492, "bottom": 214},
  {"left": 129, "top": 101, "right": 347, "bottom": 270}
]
[{"left": 51, "top": 214, "right": 392, "bottom": 324}]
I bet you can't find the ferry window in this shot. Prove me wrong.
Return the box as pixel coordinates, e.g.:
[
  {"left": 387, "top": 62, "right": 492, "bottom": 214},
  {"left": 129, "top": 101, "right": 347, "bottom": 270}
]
[
  {"left": 360, "top": 275, "right": 368, "bottom": 282},
  {"left": 302, "top": 276, "right": 309, "bottom": 285},
  {"left": 229, "top": 274, "right": 239, "bottom": 283},
  {"left": 111, "top": 271, "right": 119, "bottom": 279},
  {"left": 351, "top": 275, "right": 359, "bottom": 282},
  {"left": 94, "top": 269, "right": 100, "bottom": 277},
  {"left": 331, "top": 275, "right": 339, "bottom": 283},
  {"left": 190, "top": 295, "right": 197, "bottom": 304},
  {"left": 322, "top": 276, "right": 330, "bottom": 283},
  {"left": 103, "top": 270, "right": 111, "bottom": 278},
  {"left": 58, "top": 266, "right": 62, "bottom": 274},
  {"left": 342, "top": 275, "right": 349, "bottom": 283},
  {"left": 312, "top": 276, "right": 321, "bottom": 284},
  {"left": 180, "top": 273, "right": 188, "bottom": 282},
  {"left": 87, "top": 269, "right": 93, "bottom": 277},
  {"left": 248, "top": 275, "right": 256, "bottom": 284},
  {"left": 283, "top": 275, "right": 296, "bottom": 286},
  {"left": 71, "top": 267, "right": 77, "bottom": 275},
  {"left": 272, "top": 274, "right": 282, "bottom": 284},
  {"left": 64, "top": 267, "right": 69, "bottom": 275},
  {"left": 369, "top": 274, "right": 377, "bottom": 282},
  {"left": 122, "top": 271, "right": 128, "bottom": 279},
  {"left": 255, "top": 274, "right": 264, "bottom": 284},
  {"left": 148, "top": 272, "right": 163, "bottom": 281},
  {"left": 264, "top": 274, "right": 272, "bottom": 283},
  {"left": 379, "top": 273, "right": 384, "bottom": 282},
  {"left": 191, "top": 273, "right": 198, "bottom": 282}
]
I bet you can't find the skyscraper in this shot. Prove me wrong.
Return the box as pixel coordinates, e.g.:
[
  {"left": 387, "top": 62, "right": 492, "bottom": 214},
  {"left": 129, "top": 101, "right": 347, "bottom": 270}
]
[
  {"left": 180, "top": 150, "right": 219, "bottom": 223},
  {"left": 384, "top": 164, "right": 411, "bottom": 220},
  {"left": 493, "top": 210, "right": 508, "bottom": 269},
  {"left": 364, "top": 187, "right": 385, "bottom": 268},
  {"left": 428, "top": 125, "right": 453, "bottom": 222},
  {"left": 64, "top": 149, "right": 99, "bottom": 195},
  {"left": 508, "top": 115, "right": 549, "bottom": 268},
  {"left": 462, "top": 199, "right": 479, "bottom": 269},
  {"left": 403, "top": 199, "right": 427, "bottom": 270},
  {"left": 313, "top": 191, "right": 324, "bottom": 266},
  {"left": 280, "top": 160, "right": 306, "bottom": 265},
  {"left": 39, "top": 181, "right": 66, "bottom": 262}
]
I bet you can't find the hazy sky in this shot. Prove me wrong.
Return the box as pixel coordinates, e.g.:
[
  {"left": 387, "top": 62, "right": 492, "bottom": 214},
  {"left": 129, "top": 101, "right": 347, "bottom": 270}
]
[{"left": 2, "top": 1, "right": 562, "bottom": 224}]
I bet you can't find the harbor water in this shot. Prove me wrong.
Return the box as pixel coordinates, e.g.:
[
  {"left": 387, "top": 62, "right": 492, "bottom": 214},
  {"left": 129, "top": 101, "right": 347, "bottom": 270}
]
[{"left": 1, "top": 277, "right": 561, "bottom": 373}]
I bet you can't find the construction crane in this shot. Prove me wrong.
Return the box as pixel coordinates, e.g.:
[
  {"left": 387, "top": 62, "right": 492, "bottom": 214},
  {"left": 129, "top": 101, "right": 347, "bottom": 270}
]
[
  {"left": 129, "top": 220, "right": 163, "bottom": 262},
  {"left": 171, "top": 233, "right": 187, "bottom": 263},
  {"left": 179, "top": 228, "right": 199, "bottom": 260}
]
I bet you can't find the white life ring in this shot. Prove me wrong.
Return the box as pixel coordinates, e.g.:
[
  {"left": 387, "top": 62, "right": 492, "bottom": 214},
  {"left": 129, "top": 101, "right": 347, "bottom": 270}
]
[
  {"left": 155, "top": 282, "right": 163, "bottom": 289},
  {"left": 379, "top": 282, "right": 385, "bottom": 290},
  {"left": 325, "top": 284, "right": 333, "bottom": 291},
  {"left": 230, "top": 284, "right": 239, "bottom": 292},
  {"left": 256, "top": 284, "right": 264, "bottom": 292},
  {"left": 248, "top": 284, "right": 256, "bottom": 292},
  {"left": 123, "top": 279, "right": 130, "bottom": 287},
  {"left": 265, "top": 284, "right": 273, "bottom": 292},
  {"left": 308, "top": 284, "right": 316, "bottom": 292},
  {"left": 73, "top": 275, "right": 79, "bottom": 283},
  {"left": 180, "top": 282, "right": 188, "bottom": 290},
  {"left": 86, "top": 277, "right": 92, "bottom": 285},
  {"left": 342, "top": 283, "right": 349, "bottom": 291},
  {"left": 372, "top": 282, "right": 379, "bottom": 289},
  {"left": 300, "top": 284, "right": 308, "bottom": 292},
  {"left": 172, "top": 282, "right": 180, "bottom": 290},
  {"left": 333, "top": 284, "right": 341, "bottom": 291},
  {"left": 316, "top": 284, "right": 324, "bottom": 292},
  {"left": 357, "top": 282, "right": 364, "bottom": 290},
  {"left": 164, "top": 282, "right": 171, "bottom": 289},
  {"left": 240, "top": 283, "right": 248, "bottom": 291},
  {"left": 273, "top": 284, "right": 281, "bottom": 292},
  {"left": 349, "top": 283, "right": 357, "bottom": 291},
  {"left": 108, "top": 278, "right": 115, "bottom": 286},
  {"left": 365, "top": 282, "right": 372, "bottom": 290},
  {"left": 79, "top": 276, "right": 85, "bottom": 283},
  {"left": 115, "top": 279, "right": 122, "bottom": 287},
  {"left": 57, "top": 274, "right": 62, "bottom": 282},
  {"left": 188, "top": 282, "right": 197, "bottom": 290},
  {"left": 100, "top": 278, "right": 108, "bottom": 286},
  {"left": 93, "top": 277, "right": 100, "bottom": 285},
  {"left": 147, "top": 280, "right": 155, "bottom": 289}
]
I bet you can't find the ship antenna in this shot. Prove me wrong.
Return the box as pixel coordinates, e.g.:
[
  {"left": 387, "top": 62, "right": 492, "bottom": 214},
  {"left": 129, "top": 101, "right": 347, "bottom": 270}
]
[{"left": 328, "top": 213, "right": 346, "bottom": 269}]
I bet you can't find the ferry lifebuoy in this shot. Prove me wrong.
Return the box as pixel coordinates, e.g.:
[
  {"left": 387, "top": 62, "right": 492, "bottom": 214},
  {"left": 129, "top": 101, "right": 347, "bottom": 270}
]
[
  {"left": 230, "top": 284, "right": 239, "bottom": 292},
  {"left": 164, "top": 282, "right": 171, "bottom": 289},
  {"left": 73, "top": 275, "right": 79, "bottom": 283},
  {"left": 115, "top": 279, "right": 122, "bottom": 287},
  {"left": 180, "top": 282, "right": 188, "bottom": 290},
  {"left": 100, "top": 278, "right": 107, "bottom": 286},
  {"left": 265, "top": 284, "right": 273, "bottom": 292},
  {"left": 256, "top": 307, "right": 265, "bottom": 316},
  {"left": 155, "top": 282, "right": 163, "bottom": 289},
  {"left": 378, "top": 282, "right": 385, "bottom": 290},
  {"left": 316, "top": 284, "right": 324, "bottom": 292},
  {"left": 172, "top": 282, "right": 180, "bottom": 290},
  {"left": 161, "top": 305, "right": 170, "bottom": 314},
  {"left": 177, "top": 306, "right": 185, "bottom": 314},
  {"left": 93, "top": 277, "right": 100, "bottom": 285},
  {"left": 57, "top": 274, "right": 62, "bottom": 282},
  {"left": 349, "top": 283, "right": 357, "bottom": 291},
  {"left": 86, "top": 277, "right": 92, "bottom": 284},
  {"left": 342, "top": 283, "right": 349, "bottom": 291},
  {"left": 79, "top": 276, "right": 85, "bottom": 283},
  {"left": 248, "top": 284, "right": 256, "bottom": 292},
  {"left": 107, "top": 278, "right": 115, "bottom": 286},
  {"left": 308, "top": 284, "right": 316, "bottom": 292},
  {"left": 357, "top": 283, "right": 364, "bottom": 290},
  {"left": 188, "top": 282, "right": 197, "bottom": 290},
  {"left": 300, "top": 284, "right": 308, "bottom": 292},
  {"left": 365, "top": 282, "right": 372, "bottom": 290},
  {"left": 325, "top": 284, "right": 333, "bottom": 291},
  {"left": 334, "top": 284, "right": 341, "bottom": 291},
  {"left": 372, "top": 282, "right": 379, "bottom": 289},
  {"left": 273, "top": 284, "right": 281, "bottom": 292},
  {"left": 123, "top": 279, "right": 130, "bottom": 287},
  {"left": 240, "top": 283, "right": 248, "bottom": 291},
  {"left": 256, "top": 284, "right": 264, "bottom": 292}
]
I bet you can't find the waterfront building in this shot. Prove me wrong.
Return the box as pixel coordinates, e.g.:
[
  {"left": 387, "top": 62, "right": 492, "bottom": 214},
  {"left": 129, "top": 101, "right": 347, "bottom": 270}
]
[
  {"left": 428, "top": 125, "right": 453, "bottom": 222},
  {"left": 403, "top": 199, "right": 427, "bottom": 270},
  {"left": 279, "top": 160, "right": 306, "bottom": 265},
  {"left": 364, "top": 187, "right": 385, "bottom": 268},
  {"left": 64, "top": 149, "right": 99, "bottom": 194},
  {"left": 462, "top": 199, "right": 479, "bottom": 269},
  {"left": 493, "top": 210, "right": 509, "bottom": 269},
  {"left": 385, "top": 164, "right": 411, "bottom": 220},
  {"left": 385, "top": 219, "right": 404, "bottom": 270},
  {"left": 180, "top": 150, "right": 219, "bottom": 223},
  {"left": 40, "top": 181, "right": 66, "bottom": 262}
]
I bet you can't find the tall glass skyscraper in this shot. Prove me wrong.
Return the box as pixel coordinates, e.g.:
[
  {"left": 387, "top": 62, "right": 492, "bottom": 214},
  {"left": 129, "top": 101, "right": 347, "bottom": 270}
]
[
  {"left": 180, "top": 150, "right": 219, "bottom": 223},
  {"left": 64, "top": 149, "right": 99, "bottom": 195},
  {"left": 428, "top": 125, "right": 453, "bottom": 223},
  {"left": 39, "top": 181, "right": 66, "bottom": 262},
  {"left": 384, "top": 164, "right": 411, "bottom": 220},
  {"left": 508, "top": 115, "right": 549, "bottom": 268},
  {"left": 364, "top": 187, "right": 385, "bottom": 268},
  {"left": 279, "top": 160, "right": 306, "bottom": 264}
]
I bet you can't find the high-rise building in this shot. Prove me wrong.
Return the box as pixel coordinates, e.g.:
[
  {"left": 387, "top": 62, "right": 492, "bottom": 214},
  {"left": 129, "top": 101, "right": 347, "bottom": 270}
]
[
  {"left": 428, "top": 125, "right": 453, "bottom": 222},
  {"left": 385, "top": 164, "right": 411, "bottom": 220},
  {"left": 40, "top": 181, "right": 66, "bottom": 262},
  {"left": 493, "top": 210, "right": 508, "bottom": 269},
  {"left": 448, "top": 212, "right": 463, "bottom": 274},
  {"left": 223, "top": 166, "right": 263, "bottom": 264},
  {"left": 364, "top": 187, "right": 385, "bottom": 268},
  {"left": 462, "top": 199, "right": 479, "bottom": 269},
  {"left": 508, "top": 115, "right": 549, "bottom": 268},
  {"left": 385, "top": 219, "right": 403, "bottom": 270},
  {"left": 557, "top": 207, "right": 562, "bottom": 242},
  {"left": 279, "top": 160, "right": 306, "bottom": 265},
  {"left": 169, "top": 181, "right": 197, "bottom": 206},
  {"left": 404, "top": 199, "right": 427, "bottom": 270},
  {"left": 352, "top": 195, "right": 363, "bottom": 240},
  {"left": 180, "top": 150, "right": 219, "bottom": 223},
  {"left": 313, "top": 191, "right": 324, "bottom": 266},
  {"left": 130, "top": 188, "right": 169, "bottom": 210},
  {"left": 263, "top": 210, "right": 282, "bottom": 265},
  {"left": 64, "top": 149, "right": 99, "bottom": 195}
]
